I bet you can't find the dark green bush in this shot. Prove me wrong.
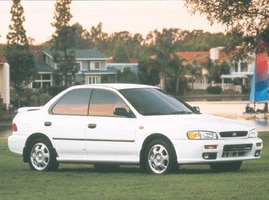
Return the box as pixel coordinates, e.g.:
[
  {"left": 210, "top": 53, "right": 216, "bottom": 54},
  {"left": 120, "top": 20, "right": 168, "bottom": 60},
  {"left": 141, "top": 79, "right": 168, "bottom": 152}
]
[{"left": 206, "top": 86, "right": 222, "bottom": 94}]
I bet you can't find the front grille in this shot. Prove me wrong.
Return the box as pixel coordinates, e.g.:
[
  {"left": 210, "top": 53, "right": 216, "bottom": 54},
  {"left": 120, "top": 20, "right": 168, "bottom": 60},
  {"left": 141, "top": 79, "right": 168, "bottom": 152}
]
[
  {"left": 219, "top": 131, "right": 248, "bottom": 138},
  {"left": 222, "top": 144, "right": 252, "bottom": 157}
]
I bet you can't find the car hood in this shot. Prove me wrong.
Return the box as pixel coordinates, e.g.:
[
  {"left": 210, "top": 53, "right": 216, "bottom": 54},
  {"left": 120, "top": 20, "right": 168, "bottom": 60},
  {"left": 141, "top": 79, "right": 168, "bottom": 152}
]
[{"left": 142, "top": 113, "right": 254, "bottom": 133}]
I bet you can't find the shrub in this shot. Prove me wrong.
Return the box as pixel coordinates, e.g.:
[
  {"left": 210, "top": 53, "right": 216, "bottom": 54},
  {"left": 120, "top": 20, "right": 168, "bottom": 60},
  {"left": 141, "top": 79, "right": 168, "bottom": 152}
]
[{"left": 207, "top": 86, "right": 222, "bottom": 94}]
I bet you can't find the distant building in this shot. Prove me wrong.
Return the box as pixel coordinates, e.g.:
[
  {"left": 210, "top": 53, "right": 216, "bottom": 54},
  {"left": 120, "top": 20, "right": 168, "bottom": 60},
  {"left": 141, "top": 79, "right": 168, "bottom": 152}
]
[
  {"left": 0, "top": 51, "right": 10, "bottom": 109},
  {"left": 32, "top": 49, "right": 118, "bottom": 88},
  {"left": 176, "top": 47, "right": 268, "bottom": 93}
]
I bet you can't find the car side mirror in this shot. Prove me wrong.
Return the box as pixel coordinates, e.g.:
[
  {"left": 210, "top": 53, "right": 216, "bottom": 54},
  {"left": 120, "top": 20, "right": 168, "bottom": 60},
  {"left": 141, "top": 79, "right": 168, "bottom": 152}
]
[
  {"left": 114, "top": 107, "right": 135, "bottom": 118},
  {"left": 192, "top": 106, "right": 200, "bottom": 114}
]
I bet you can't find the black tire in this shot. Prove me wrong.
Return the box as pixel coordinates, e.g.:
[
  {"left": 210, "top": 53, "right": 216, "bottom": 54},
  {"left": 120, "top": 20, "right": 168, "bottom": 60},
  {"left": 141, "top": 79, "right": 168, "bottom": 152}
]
[
  {"left": 144, "top": 139, "right": 177, "bottom": 174},
  {"left": 28, "top": 138, "right": 58, "bottom": 171},
  {"left": 210, "top": 161, "right": 242, "bottom": 172}
]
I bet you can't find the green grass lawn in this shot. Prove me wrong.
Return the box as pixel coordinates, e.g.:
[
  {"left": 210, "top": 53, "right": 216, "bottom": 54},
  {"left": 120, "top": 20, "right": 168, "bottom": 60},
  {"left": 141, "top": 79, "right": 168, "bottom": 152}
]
[{"left": 1, "top": 132, "right": 268, "bottom": 200}]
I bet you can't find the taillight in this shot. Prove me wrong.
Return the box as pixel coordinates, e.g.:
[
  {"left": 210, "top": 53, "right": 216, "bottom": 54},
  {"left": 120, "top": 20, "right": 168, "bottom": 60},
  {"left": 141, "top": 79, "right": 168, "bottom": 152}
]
[{"left": 12, "top": 123, "right": 18, "bottom": 132}]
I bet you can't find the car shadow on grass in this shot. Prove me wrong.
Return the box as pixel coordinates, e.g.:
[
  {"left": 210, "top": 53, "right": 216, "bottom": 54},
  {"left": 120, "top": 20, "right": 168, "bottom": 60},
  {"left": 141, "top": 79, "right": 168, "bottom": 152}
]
[{"left": 56, "top": 164, "right": 228, "bottom": 175}]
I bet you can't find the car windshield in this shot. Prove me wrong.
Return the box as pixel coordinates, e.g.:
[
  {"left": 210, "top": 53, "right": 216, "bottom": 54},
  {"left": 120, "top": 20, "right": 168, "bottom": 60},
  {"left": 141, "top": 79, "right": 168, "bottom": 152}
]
[{"left": 119, "top": 88, "right": 194, "bottom": 116}]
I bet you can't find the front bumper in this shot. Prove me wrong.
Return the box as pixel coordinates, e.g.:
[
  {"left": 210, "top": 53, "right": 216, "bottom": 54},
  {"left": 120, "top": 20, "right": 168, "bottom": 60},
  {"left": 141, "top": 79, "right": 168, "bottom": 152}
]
[{"left": 173, "top": 138, "right": 263, "bottom": 164}]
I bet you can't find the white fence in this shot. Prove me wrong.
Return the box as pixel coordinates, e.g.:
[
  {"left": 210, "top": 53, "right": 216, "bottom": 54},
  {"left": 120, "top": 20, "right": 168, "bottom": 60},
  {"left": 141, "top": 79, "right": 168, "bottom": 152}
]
[{"left": 188, "top": 83, "right": 242, "bottom": 93}]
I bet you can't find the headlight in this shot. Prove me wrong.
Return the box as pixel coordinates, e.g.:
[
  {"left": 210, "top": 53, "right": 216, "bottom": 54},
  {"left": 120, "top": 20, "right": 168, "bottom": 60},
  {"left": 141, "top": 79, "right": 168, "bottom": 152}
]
[
  {"left": 187, "top": 130, "right": 218, "bottom": 140},
  {"left": 248, "top": 128, "right": 258, "bottom": 138}
]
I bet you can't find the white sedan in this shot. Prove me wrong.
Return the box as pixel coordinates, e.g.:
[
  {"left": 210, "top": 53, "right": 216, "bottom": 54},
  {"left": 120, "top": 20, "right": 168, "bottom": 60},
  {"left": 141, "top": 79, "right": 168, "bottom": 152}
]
[{"left": 8, "top": 84, "right": 263, "bottom": 174}]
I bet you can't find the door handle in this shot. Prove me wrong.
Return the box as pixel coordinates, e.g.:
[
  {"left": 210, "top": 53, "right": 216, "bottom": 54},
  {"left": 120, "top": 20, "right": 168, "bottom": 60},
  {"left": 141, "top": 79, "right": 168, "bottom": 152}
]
[
  {"left": 44, "top": 121, "right": 52, "bottom": 126},
  {"left": 88, "top": 123, "right": 97, "bottom": 129}
]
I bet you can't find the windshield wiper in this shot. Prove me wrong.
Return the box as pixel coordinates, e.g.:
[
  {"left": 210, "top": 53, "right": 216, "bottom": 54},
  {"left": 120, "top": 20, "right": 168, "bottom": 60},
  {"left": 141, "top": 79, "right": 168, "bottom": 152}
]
[{"left": 169, "top": 111, "right": 193, "bottom": 115}]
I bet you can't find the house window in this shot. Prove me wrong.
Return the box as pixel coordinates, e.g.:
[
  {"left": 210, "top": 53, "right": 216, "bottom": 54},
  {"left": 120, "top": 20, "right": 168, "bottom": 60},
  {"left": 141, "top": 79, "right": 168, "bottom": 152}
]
[
  {"left": 234, "top": 63, "right": 239, "bottom": 72},
  {"left": 90, "top": 61, "right": 101, "bottom": 70},
  {"left": 94, "top": 62, "right": 100, "bottom": 70},
  {"left": 42, "top": 74, "right": 51, "bottom": 80},
  {"left": 86, "top": 76, "right": 98, "bottom": 84},
  {"left": 33, "top": 73, "right": 52, "bottom": 89}
]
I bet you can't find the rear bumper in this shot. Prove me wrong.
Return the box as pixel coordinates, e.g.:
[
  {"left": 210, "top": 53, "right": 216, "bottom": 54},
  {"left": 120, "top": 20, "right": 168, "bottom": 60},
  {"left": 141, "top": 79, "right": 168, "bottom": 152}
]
[{"left": 8, "top": 134, "right": 26, "bottom": 155}]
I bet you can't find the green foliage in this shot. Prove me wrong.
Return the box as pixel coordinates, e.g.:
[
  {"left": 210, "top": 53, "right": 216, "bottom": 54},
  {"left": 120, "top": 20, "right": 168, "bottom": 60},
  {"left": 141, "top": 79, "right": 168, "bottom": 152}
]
[
  {"left": 117, "top": 68, "right": 137, "bottom": 83},
  {"left": 51, "top": 0, "right": 73, "bottom": 29},
  {"left": 184, "top": 0, "right": 269, "bottom": 37},
  {"left": 184, "top": 0, "right": 269, "bottom": 53},
  {"left": 6, "top": 0, "right": 28, "bottom": 46},
  {"left": 176, "top": 31, "right": 228, "bottom": 51},
  {"left": 88, "top": 22, "right": 109, "bottom": 52},
  {"left": 51, "top": 0, "right": 77, "bottom": 87},
  {"left": 5, "top": 0, "right": 35, "bottom": 107},
  {"left": 206, "top": 61, "right": 231, "bottom": 84},
  {"left": 5, "top": 46, "right": 36, "bottom": 89},
  {"left": 207, "top": 86, "right": 222, "bottom": 94},
  {"left": 0, "top": 132, "right": 268, "bottom": 199},
  {"left": 10, "top": 88, "right": 52, "bottom": 108},
  {"left": 112, "top": 39, "right": 129, "bottom": 62},
  {"left": 138, "top": 59, "right": 160, "bottom": 86},
  {"left": 47, "top": 86, "right": 67, "bottom": 97}
]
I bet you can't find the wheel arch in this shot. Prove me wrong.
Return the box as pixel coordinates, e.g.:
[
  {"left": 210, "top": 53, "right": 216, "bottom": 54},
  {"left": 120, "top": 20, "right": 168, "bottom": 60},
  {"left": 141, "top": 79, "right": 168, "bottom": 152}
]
[
  {"left": 23, "top": 133, "right": 57, "bottom": 162},
  {"left": 139, "top": 133, "right": 177, "bottom": 164}
]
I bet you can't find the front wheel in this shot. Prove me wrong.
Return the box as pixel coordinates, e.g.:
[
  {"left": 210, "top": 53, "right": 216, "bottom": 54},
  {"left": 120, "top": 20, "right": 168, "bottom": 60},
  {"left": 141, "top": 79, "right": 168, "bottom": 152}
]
[
  {"left": 144, "top": 139, "right": 177, "bottom": 174},
  {"left": 28, "top": 139, "right": 58, "bottom": 171}
]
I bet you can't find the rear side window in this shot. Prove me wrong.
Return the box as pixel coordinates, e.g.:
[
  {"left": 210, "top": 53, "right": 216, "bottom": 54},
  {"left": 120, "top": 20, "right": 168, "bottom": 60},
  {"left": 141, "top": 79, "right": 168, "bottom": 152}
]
[
  {"left": 51, "top": 88, "right": 91, "bottom": 115},
  {"left": 89, "top": 89, "right": 130, "bottom": 117}
]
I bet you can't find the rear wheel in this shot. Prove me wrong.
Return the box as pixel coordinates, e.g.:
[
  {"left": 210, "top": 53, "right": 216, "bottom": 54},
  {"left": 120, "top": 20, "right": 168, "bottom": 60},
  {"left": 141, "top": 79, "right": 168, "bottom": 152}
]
[
  {"left": 28, "top": 139, "right": 58, "bottom": 171},
  {"left": 144, "top": 139, "right": 177, "bottom": 174},
  {"left": 210, "top": 161, "right": 242, "bottom": 172}
]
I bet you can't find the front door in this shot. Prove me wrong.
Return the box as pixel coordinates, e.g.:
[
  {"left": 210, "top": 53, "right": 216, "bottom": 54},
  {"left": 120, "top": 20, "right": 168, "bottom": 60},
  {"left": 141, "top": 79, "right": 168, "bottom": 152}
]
[{"left": 85, "top": 89, "right": 138, "bottom": 163}]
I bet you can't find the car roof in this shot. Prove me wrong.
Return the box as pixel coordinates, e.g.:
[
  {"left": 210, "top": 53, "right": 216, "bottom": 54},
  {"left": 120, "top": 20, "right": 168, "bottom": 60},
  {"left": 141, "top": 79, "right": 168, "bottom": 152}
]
[{"left": 70, "top": 83, "right": 158, "bottom": 91}]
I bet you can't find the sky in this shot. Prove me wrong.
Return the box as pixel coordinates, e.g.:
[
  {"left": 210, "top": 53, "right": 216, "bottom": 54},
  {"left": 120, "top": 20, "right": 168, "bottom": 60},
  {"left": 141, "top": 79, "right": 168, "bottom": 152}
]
[{"left": 0, "top": 0, "right": 226, "bottom": 45}]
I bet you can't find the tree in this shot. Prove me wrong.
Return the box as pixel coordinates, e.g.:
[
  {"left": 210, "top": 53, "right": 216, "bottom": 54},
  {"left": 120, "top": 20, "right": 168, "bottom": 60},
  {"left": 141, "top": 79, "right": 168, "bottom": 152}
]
[
  {"left": 117, "top": 68, "right": 137, "bottom": 83},
  {"left": 185, "top": 64, "right": 202, "bottom": 91},
  {"left": 6, "top": 0, "right": 28, "bottom": 46},
  {"left": 72, "top": 22, "right": 91, "bottom": 49},
  {"left": 168, "top": 56, "right": 186, "bottom": 95},
  {"left": 184, "top": 0, "right": 269, "bottom": 50},
  {"left": 112, "top": 39, "right": 129, "bottom": 62},
  {"left": 185, "top": 0, "right": 269, "bottom": 36},
  {"left": 5, "top": 0, "right": 36, "bottom": 107},
  {"left": 138, "top": 59, "right": 160, "bottom": 86},
  {"left": 89, "top": 22, "right": 109, "bottom": 52},
  {"left": 146, "top": 28, "right": 178, "bottom": 90},
  {"left": 175, "top": 30, "right": 228, "bottom": 51},
  {"left": 51, "top": 0, "right": 76, "bottom": 87}
]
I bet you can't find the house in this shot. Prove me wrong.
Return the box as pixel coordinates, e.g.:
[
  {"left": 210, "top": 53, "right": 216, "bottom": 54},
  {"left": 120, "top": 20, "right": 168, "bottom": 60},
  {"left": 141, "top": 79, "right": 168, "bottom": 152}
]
[
  {"left": 32, "top": 49, "right": 117, "bottom": 88},
  {"left": 0, "top": 51, "right": 10, "bottom": 110},
  {"left": 176, "top": 51, "right": 210, "bottom": 90},
  {"left": 176, "top": 47, "right": 268, "bottom": 93},
  {"left": 220, "top": 53, "right": 256, "bottom": 93}
]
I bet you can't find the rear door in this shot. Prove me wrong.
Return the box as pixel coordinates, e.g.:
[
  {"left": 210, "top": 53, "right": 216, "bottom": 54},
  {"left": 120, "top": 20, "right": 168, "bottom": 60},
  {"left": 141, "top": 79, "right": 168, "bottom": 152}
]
[{"left": 45, "top": 88, "right": 92, "bottom": 160}]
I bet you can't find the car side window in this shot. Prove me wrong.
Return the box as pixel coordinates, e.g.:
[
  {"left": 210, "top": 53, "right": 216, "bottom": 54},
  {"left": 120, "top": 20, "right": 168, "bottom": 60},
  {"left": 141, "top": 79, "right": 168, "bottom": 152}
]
[
  {"left": 51, "top": 88, "right": 91, "bottom": 115},
  {"left": 89, "top": 89, "right": 131, "bottom": 117}
]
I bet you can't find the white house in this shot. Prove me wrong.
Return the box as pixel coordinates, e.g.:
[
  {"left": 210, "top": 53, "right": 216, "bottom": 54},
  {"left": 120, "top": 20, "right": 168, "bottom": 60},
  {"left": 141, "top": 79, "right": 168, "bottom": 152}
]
[{"left": 0, "top": 52, "right": 10, "bottom": 110}]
